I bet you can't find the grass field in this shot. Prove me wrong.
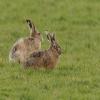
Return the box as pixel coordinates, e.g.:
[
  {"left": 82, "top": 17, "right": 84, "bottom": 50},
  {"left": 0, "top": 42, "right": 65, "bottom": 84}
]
[{"left": 0, "top": 0, "right": 100, "bottom": 99}]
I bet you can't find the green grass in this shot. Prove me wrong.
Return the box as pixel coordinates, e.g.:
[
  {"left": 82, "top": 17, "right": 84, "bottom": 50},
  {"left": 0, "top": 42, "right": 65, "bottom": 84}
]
[{"left": 0, "top": 0, "right": 100, "bottom": 99}]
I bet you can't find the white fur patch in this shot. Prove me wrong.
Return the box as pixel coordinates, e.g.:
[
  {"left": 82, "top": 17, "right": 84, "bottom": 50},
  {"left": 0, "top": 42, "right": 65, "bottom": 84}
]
[
  {"left": 17, "top": 38, "right": 24, "bottom": 44},
  {"left": 9, "top": 38, "right": 25, "bottom": 62},
  {"left": 12, "top": 38, "right": 24, "bottom": 48}
]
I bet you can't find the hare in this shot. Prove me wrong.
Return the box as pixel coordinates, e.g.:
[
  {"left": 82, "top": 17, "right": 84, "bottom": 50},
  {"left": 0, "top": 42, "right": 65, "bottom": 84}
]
[
  {"left": 23, "top": 33, "right": 61, "bottom": 69},
  {"left": 9, "top": 19, "right": 42, "bottom": 63}
]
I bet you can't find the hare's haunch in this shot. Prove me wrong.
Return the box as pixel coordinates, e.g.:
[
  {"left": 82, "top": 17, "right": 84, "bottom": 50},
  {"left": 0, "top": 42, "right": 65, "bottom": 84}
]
[{"left": 24, "top": 33, "right": 61, "bottom": 69}]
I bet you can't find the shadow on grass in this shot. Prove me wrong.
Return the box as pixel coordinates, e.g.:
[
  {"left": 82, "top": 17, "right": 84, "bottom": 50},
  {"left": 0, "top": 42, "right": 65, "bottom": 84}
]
[
  {"left": 6, "top": 61, "right": 80, "bottom": 78},
  {"left": 20, "top": 65, "right": 79, "bottom": 78}
]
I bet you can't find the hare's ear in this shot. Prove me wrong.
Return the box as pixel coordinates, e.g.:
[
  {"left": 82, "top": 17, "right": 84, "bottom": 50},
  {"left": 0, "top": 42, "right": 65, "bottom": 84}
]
[
  {"left": 52, "top": 33, "right": 55, "bottom": 41},
  {"left": 30, "top": 23, "right": 37, "bottom": 37},
  {"left": 26, "top": 19, "right": 32, "bottom": 28},
  {"left": 47, "top": 33, "right": 51, "bottom": 41},
  {"left": 32, "top": 23, "right": 36, "bottom": 33},
  {"left": 50, "top": 33, "right": 55, "bottom": 42},
  {"left": 26, "top": 19, "right": 36, "bottom": 37}
]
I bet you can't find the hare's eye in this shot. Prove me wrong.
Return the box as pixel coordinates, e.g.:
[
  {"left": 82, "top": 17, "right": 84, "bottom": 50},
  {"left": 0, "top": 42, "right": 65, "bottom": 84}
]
[
  {"left": 13, "top": 47, "right": 17, "bottom": 52},
  {"left": 29, "top": 37, "right": 34, "bottom": 41},
  {"left": 38, "top": 33, "right": 40, "bottom": 35},
  {"left": 53, "top": 44, "right": 56, "bottom": 49}
]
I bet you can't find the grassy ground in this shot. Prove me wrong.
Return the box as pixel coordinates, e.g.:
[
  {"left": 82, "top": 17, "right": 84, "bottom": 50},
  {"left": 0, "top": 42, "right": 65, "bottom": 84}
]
[{"left": 0, "top": 0, "right": 100, "bottom": 99}]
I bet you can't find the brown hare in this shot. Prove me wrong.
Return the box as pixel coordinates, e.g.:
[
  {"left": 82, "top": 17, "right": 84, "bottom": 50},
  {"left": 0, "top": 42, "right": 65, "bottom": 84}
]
[
  {"left": 9, "top": 19, "right": 42, "bottom": 63},
  {"left": 23, "top": 33, "right": 61, "bottom": 69}
]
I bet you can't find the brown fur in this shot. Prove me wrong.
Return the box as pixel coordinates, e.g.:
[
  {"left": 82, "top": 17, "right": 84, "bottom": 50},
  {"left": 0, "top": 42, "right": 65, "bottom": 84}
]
[
  {"left": 23, "top": 33, "right": 61, "bottom": 69},
  {"left": 9, "top": 19, "right": 41, "bottom": 63}
]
